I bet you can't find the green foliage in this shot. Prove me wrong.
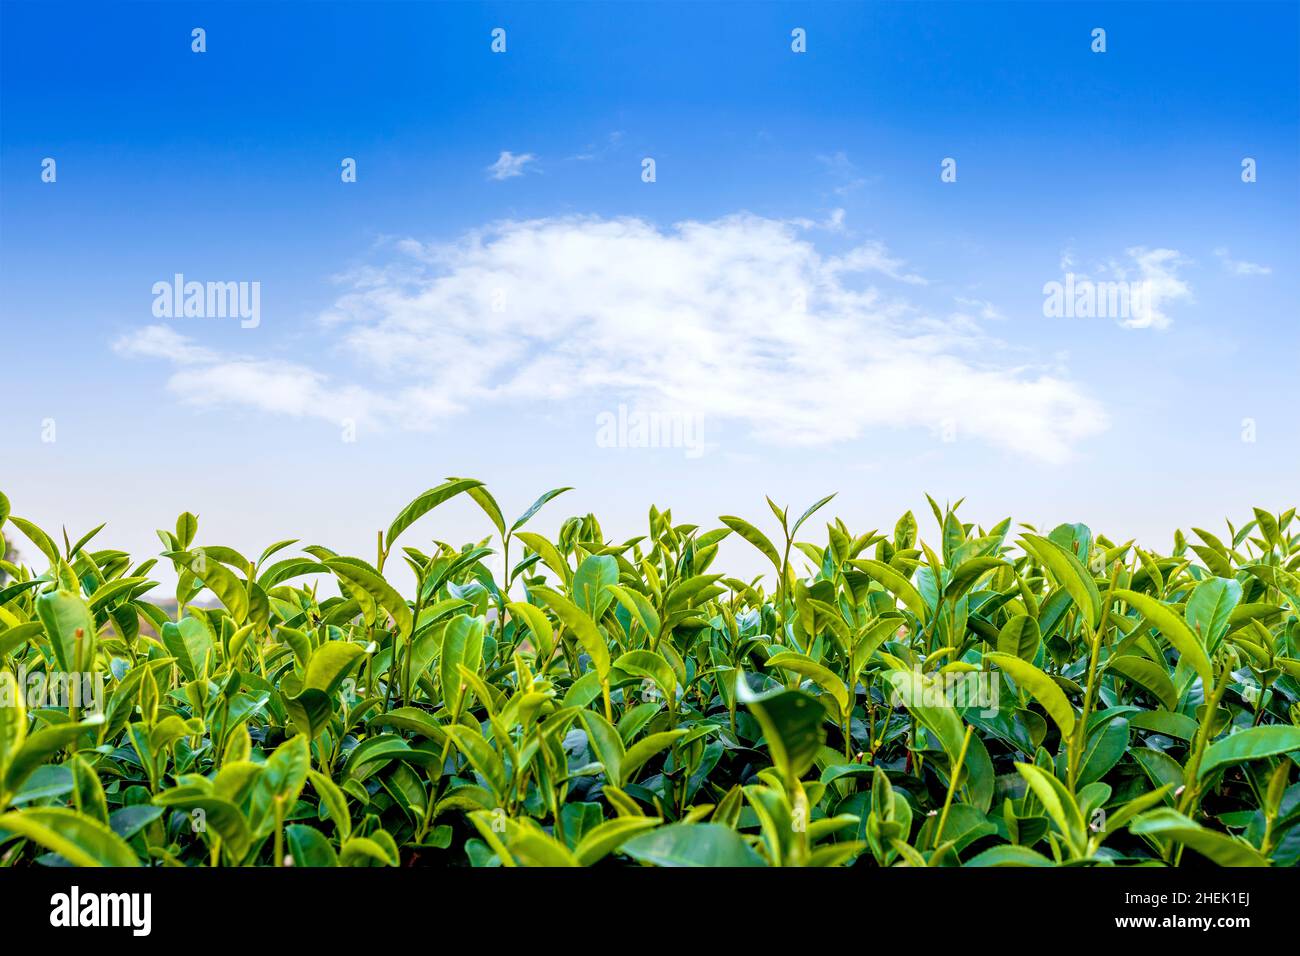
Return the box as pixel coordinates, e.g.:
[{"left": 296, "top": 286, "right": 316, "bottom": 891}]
[{"left": 0, "top": 487, "right": 1297, "bottom": 867}]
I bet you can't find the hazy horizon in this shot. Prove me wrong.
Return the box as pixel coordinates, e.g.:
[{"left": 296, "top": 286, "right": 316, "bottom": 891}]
[{"left": 2, "top": 1, "right": 1297, "bottom": 591}]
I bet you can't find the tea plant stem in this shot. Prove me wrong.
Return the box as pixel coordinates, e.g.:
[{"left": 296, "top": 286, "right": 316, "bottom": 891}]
[
  {"left": 378, "top": 623, "right": 394, "bottom": 714},
  {"left": 273, "top": 796, "right": 285, "bottom": 866},
  {"left": 1177, "top": 666, "right": 1230, "bottom": 817},
  {"left": 867, "top": 680, "right": 878, "bottom": 756},
  {"left": 933, "top": 724, "right": 974, "bottom": 850},
  {"left": 403, "top": 587, "right": 426, "bottom": 706},
  {"left": 214, "top": 696, "right": 231, "bottom": 770},
  {"left": 1069, "top": 563, "right": 1121, "bottom": 790},
  {"left": 908, "top": 713, "right": 920, "bottom": 777},
  {"left": 1067, "top": 624, "right": 1102, "bottom": 791},
  {"left": 498, "top": 533, "right": 511, "bottom": 643},
  {"left": 552, "top": 799, "right": 569, "bottom": 847}
]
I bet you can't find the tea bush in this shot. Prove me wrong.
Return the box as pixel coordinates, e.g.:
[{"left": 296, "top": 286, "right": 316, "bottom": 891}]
[{"left": 0, "top": 482, "right": 1297, "bottom": 867}]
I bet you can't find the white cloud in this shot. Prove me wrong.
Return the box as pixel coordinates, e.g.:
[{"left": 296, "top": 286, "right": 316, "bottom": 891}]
[
  {"left": 308, "top": 214, "right": 1104, "bottom": 462},
  {"left": 954, "top": 297, "right": 1006, "bottom": 322},
  {"left": 825, "top": 240, "right": 927, "bottom": 285},
  {"left": 112, "top": 325, "right": 394, "bottom": 427},
  {"left": 818, "top": 151, "right": 869, "bottom": 196},
  {"left": 1117, "top": 246, "right": 1192, "bottom": 330},
  {"left": 118, "top": 215, "right": 1108, "bottom": 463},
  {"left": 1068, "top": 246, "right": 1192, "bottom": 330},
  {"left": 1213, "top": 247, "right": 1272, "bottom": 276},
  {"left": 486, "top": 150, "right": 536, "bottom": 180},
  {"left": 570, "top": 131, "right": 624, "bottom": 162},
  {"left": 112, "top": 323, "right": 217, "bottom": 365}
]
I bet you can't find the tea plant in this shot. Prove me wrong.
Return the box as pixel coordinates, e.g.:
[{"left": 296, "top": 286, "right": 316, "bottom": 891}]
[{"left": 0, "top": 483, "right": 1297, "bottom": 867}]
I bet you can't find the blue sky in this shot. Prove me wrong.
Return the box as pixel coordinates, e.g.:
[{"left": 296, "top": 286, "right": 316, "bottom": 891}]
[{"left": 2, "top": 1, "right": 1297, "bottom": 586}]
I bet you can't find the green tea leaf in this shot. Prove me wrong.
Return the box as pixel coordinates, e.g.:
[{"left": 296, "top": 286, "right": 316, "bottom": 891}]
[
  {"left": 574, "top": 815, "right": 662, "bottom": 865},
  {"left": 736, "top": 674, "right": 826, "bottom": 783},
  {"left": 1199, "top": 726, "right": 1300, "bottom": 780},
  {"left": 35, "top": 589, "right": 97, "bottom": 673},
  {"left": 1114, "top": 589, "right": 1214, "bottom": 689},
  {"left": 386, "top": 479, "right": 484, "bottom": 550},
  {"left": 535, "top": 588, "right": 610, "bottom": 681},
  {"left": 1021, "top": 534, "right": 1100, "bottom": 628},
  {"left": 986, "top": 652, "right": 1076, "bottom": 740},
  {"left": 620, "top": 822, "right": 765, "bottom": 867},
  {"left": 995, "top": 614, "right": 1041, "bottom": 662},
  {"left": 719, "top": 516, "right": 782, "bottom": 574},
  {"left": 0, "top": 807, "right": 139, "bottom": 866}
]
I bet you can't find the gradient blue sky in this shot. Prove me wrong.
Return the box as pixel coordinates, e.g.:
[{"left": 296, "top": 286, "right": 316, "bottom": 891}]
[{"left": 2, "top": 1, "right": 1297, "bottom": 586}]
